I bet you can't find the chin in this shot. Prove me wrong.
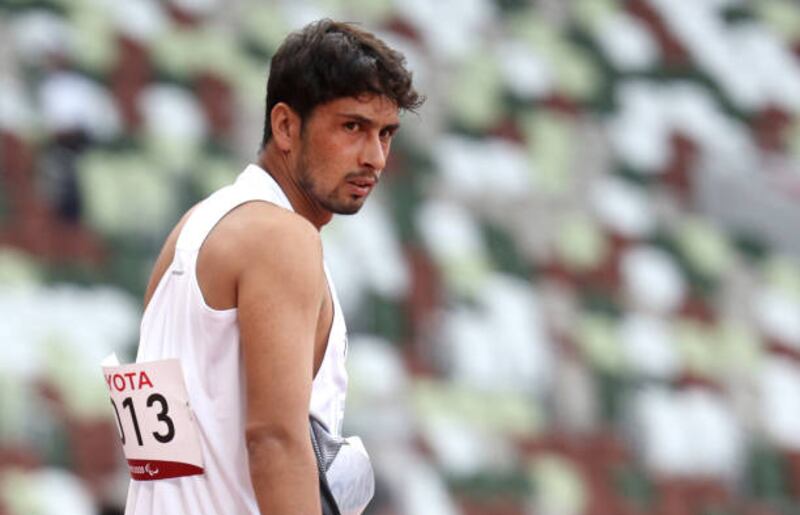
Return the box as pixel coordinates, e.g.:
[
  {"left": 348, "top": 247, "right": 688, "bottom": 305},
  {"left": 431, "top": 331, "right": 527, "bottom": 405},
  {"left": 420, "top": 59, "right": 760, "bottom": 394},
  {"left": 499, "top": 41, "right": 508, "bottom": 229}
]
[
  {"left": 332, "top": 204, "right": 364, "bottom": 215},
  {"left": 328, "top": 198, "right": 366, "bottom": 215},
  {"left": 320, "top": 192, "right": 369, "bottom": 215}
]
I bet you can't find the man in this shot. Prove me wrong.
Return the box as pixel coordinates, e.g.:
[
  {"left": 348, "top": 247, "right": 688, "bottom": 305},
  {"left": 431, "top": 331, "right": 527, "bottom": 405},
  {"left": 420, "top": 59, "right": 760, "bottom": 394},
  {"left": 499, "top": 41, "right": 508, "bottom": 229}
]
[{"left": 118, "top": 19, "right": 422, "bottom": 514}]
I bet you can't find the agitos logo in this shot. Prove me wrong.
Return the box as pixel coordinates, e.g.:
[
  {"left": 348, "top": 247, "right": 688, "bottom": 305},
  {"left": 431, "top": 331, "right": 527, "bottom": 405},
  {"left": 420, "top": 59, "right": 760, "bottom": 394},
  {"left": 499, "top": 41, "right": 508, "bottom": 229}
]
[{"left": 145, "top": 463, "right": 160, "bottom": 477}]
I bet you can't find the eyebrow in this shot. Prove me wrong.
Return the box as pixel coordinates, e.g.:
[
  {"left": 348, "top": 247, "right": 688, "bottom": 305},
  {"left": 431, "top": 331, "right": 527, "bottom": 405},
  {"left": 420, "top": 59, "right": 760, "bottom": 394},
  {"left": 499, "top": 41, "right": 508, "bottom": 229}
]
[{"left": 337, "top": 113, "right": 400, "bottom": 133}]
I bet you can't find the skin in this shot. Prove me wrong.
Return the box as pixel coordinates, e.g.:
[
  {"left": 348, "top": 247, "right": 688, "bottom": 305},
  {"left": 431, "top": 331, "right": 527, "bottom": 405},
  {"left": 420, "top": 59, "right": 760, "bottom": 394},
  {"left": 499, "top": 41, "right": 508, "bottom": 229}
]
[{"left": 142, "top": 93, "right": 400, "bottom": 514}]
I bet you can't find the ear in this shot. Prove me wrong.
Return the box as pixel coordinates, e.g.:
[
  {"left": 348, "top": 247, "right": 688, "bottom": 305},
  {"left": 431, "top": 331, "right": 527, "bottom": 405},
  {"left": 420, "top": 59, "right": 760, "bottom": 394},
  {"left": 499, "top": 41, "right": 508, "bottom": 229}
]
[{"left": 270, "top": 102, "right": 301, "bottom": 152}]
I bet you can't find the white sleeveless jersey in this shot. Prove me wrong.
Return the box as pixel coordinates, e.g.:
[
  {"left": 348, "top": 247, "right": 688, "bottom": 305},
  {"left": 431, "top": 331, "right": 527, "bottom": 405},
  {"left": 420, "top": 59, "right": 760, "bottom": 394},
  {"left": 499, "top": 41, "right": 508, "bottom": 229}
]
[{"left": 125, "top": 164, "right": 350, "bottom": 514}]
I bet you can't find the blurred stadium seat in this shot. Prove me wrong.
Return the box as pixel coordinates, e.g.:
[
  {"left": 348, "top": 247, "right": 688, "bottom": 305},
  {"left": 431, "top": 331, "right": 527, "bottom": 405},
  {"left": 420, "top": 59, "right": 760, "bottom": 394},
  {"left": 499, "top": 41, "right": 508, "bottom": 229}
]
[{"left": 2, "top": 0, "right": 800, "bottom": 514}]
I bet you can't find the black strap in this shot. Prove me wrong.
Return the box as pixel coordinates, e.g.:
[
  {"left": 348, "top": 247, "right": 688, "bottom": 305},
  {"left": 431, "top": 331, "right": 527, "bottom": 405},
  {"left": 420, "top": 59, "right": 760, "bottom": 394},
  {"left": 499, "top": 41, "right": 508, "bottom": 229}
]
[
  {"left": 310, "top": 416, "right": 342, "bottom": 515},
  {"left": 318, "top": 465, "right": 342, "bottom": 515}
]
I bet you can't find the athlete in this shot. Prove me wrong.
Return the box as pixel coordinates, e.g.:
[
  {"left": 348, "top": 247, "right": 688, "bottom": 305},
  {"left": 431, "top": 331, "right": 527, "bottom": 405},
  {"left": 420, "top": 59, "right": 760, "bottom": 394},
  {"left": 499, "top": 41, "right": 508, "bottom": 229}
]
[{"left": 116, "top": 19, "right": 422, "bottom": 514}]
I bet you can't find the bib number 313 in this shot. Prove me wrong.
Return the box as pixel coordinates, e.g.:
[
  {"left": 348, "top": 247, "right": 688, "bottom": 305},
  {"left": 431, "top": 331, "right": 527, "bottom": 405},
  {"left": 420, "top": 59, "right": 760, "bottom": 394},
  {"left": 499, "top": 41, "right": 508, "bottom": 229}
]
[{"left": 102, "top": 357, "right": 204, "bottom": 481}]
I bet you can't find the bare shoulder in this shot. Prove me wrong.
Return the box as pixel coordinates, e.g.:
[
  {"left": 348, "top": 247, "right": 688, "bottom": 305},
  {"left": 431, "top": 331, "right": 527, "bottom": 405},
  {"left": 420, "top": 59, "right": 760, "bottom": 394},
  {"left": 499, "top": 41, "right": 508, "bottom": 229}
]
[
  {"left": 188, "top": 200, "right": 324, "bottom": 311},
  {"left": 232, "top": 202, "right": 326, "bottom": 316},
  {"left": 221, "top": 201, "right": 322, "bottom": 263},
  {"left": 204, "top": 201, "right": 324, "bottom": 301}
]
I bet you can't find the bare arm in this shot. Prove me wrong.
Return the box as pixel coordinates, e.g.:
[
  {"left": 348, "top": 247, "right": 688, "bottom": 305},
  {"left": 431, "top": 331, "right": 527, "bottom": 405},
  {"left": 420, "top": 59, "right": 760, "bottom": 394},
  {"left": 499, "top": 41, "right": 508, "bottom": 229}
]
[{"left": 237, "top": 209, "right": 325, "bottom": 514}]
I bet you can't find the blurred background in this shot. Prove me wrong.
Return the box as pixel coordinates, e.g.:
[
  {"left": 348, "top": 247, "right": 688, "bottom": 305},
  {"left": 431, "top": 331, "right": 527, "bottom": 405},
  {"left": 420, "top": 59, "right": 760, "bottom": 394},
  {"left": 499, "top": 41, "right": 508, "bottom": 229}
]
[{"left": 2, "top": 0, "right": 800, "bottom": 513}]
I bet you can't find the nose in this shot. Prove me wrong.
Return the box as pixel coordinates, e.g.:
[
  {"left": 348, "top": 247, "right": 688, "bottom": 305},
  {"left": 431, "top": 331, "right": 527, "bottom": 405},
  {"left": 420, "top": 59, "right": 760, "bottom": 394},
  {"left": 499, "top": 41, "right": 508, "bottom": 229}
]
[{"left": 359, "top": 132, "right": 387, "bottom": 171}]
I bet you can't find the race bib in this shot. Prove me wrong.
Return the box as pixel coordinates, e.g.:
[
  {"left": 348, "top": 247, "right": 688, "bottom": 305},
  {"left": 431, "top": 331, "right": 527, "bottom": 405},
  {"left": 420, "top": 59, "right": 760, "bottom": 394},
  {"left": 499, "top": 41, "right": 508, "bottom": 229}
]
[{"left": 102, "top": 354, "right": 204, "bottom": 481}]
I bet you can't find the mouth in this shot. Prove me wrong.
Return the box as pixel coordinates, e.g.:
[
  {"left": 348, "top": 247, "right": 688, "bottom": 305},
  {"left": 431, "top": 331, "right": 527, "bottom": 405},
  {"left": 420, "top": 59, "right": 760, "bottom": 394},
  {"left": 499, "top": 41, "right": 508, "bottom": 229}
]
[{"left": 346, "top": 175, "right": 377, "bottom": 197}]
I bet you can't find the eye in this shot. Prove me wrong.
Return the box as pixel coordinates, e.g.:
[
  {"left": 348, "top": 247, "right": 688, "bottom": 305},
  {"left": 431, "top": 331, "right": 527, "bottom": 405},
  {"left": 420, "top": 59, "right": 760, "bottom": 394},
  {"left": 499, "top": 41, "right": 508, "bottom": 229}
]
[
  {"left": 379, "top": 127, "right": 397, "bottom": 142},
  {"left": 343, "top": 121, "right": 360, "bottom": 132}
]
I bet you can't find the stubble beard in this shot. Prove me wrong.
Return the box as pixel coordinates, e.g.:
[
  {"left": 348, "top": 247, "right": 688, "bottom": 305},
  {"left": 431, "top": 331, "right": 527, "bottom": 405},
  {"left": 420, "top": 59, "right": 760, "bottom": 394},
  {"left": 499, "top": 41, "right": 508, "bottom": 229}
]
[{"left": 297, "top": 148, "right": 366, "bottom": 216}]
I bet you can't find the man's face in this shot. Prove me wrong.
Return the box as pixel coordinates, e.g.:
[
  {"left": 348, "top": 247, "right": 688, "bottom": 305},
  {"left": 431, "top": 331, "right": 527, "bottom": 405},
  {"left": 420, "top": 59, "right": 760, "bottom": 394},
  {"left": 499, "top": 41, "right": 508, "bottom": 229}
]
[{"left": 295, "top": 94, "right": 400, "bottom": 215}]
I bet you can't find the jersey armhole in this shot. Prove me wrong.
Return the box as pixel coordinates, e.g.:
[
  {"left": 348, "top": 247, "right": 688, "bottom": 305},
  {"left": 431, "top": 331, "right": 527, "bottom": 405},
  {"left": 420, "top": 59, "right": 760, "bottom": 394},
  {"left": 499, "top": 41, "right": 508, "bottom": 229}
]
[{"left": 189, "top": 198, "right": 288, "bottom": 314}]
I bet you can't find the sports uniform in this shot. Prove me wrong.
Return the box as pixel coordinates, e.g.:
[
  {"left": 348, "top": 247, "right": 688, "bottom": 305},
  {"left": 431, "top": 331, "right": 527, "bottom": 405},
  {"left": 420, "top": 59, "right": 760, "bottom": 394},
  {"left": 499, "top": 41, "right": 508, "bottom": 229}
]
[{"left": 123, "top": 164, "right": 371, "bottom": 514}]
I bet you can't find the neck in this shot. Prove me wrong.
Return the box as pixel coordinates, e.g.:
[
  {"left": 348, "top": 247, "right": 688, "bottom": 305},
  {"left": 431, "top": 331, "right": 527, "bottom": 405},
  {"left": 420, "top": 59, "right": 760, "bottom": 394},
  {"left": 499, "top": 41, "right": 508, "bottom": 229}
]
[{"left": 258, "top": 143, "right": 332, "bottom": 230}]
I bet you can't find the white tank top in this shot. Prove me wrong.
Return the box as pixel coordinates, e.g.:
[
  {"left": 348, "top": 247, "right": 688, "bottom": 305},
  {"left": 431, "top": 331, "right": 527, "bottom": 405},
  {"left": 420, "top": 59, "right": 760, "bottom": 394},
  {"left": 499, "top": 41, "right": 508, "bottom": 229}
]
[{"left": 125, "top": 164, "right": 349, "bottom": 515}]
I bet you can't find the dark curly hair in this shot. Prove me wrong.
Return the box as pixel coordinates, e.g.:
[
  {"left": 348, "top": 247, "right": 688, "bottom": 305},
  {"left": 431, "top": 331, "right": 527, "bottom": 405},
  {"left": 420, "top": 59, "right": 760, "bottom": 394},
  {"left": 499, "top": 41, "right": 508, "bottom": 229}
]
[{"left": 260, "top": 19, "right": 424, "bottom": 148}]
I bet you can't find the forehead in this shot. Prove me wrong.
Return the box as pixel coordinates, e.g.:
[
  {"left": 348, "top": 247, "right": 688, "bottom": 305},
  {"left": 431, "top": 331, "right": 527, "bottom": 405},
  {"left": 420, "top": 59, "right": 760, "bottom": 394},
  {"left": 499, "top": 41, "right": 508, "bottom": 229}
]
[{"left": 312, "top": 94, "right": 400, "bottom": 125}]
